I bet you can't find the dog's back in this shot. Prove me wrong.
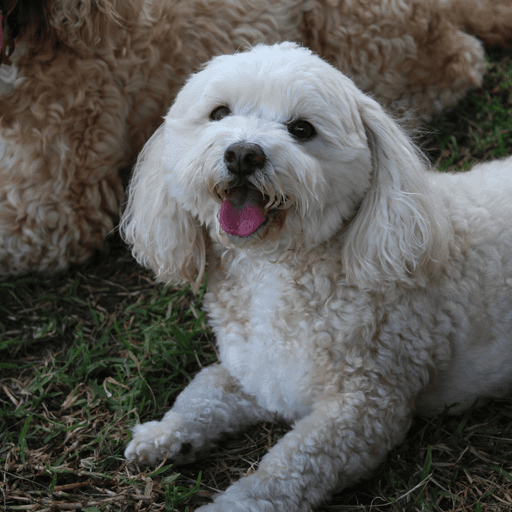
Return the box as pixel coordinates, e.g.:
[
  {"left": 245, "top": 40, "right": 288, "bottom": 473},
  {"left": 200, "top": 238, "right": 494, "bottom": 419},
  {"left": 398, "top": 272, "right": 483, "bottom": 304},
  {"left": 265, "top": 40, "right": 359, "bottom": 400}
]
[{"left": 416, "top": 156, "right": 512, "bottom": 416}]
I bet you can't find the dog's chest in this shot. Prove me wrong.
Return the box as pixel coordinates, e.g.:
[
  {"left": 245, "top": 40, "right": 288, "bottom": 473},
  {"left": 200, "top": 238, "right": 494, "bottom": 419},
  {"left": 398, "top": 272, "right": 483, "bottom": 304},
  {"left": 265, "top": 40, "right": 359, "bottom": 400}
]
[{"left": 205, "top": 256, "right": 315, "bottom": 422}]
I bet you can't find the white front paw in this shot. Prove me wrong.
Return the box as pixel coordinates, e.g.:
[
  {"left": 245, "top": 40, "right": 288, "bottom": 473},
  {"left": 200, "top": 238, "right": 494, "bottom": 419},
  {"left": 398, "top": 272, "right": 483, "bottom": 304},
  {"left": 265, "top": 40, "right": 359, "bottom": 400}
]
[
  {"left": 195, "top": 502, "right": 245, "bottom": 512},
  {"left": 195, "top": 497, "right": 273, "bottom": 512},
  {"left": 125, "top": 413, "right": 190, "bottom": 465},
  {"left": 195, "top": 475, "right": 279, "bottom": 512}
]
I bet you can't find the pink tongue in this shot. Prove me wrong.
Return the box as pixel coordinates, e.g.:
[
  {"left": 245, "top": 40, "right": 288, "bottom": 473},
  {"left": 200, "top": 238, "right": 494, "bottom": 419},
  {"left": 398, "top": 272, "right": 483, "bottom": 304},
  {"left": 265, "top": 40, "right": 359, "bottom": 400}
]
[{"left": 218, "top": 187, "right": 267, "bottom": 236}]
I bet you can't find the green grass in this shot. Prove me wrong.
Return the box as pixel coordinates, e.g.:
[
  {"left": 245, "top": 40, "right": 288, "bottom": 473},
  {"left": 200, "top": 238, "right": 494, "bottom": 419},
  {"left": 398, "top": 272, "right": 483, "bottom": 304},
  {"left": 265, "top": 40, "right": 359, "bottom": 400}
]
[
  {"left": 1, "top": 256, "right": 216, "bottom": 511},
  {"left": 423, "top": 47, "right": 512, "bottom": 170},
  {"left": 2, "top": 47, "right": 512, "bottom": 512}
]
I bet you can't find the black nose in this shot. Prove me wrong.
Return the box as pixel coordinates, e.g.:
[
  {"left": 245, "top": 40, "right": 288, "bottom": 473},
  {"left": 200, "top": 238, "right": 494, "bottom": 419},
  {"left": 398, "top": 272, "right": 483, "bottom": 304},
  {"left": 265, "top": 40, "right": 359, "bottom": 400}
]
[{"left": 224, "top": 142, "right": 266, "bottom": 177}]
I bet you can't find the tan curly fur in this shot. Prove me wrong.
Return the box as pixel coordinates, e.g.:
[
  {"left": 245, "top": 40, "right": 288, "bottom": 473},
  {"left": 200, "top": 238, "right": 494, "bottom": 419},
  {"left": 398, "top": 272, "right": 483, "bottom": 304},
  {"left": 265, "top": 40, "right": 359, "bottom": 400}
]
[{"left": 0, "top": 0, "right": 511, "bottom": 274}]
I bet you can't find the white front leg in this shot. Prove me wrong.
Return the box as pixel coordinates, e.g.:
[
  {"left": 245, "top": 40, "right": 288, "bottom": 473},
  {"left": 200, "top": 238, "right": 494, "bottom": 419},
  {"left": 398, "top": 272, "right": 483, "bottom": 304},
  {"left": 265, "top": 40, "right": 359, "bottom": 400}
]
[
  {"left": 196, "top": 393, "right": 413, "bottom": 512},
  {"left": 125, "top": 364, "right": 275, "bottom": 465}
]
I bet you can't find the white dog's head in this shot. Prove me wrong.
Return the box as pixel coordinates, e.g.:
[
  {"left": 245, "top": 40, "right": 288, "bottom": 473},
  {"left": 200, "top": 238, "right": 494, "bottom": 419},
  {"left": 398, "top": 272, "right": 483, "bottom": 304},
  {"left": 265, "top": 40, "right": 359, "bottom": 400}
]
[{"left": 120, "top": 42, "right": 448, "bottom": 290}]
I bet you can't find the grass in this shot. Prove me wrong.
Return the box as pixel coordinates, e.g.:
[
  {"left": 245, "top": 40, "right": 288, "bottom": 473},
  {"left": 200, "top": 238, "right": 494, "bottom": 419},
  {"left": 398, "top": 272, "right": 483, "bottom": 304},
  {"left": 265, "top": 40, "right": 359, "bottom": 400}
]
[{"left": 2, "top": 46, "right": 512, "bottom": 512}]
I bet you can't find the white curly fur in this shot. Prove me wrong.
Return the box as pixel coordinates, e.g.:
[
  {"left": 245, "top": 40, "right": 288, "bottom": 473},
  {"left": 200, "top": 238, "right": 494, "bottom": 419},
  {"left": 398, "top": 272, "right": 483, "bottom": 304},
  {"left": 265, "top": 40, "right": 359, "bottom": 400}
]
[{"left": 121, "top": 43, "right": 512, "bottom": 512}]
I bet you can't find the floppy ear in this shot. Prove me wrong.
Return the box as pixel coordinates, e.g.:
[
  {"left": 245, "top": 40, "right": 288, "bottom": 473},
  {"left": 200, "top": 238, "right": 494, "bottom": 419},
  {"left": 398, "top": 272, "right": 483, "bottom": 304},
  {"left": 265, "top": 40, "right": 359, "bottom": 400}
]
[
  {"left": 120, "top": 124, "right": 206, "bottom": 292},
  {"left": 341, "top": 97, "right": 449, "bottom": 287}
]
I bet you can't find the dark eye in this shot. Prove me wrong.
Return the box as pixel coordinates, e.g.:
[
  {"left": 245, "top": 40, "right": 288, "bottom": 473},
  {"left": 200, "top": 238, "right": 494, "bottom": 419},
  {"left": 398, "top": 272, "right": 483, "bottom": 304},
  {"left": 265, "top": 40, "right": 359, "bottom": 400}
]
[
  {"left": 210, "top": 106, "right": 231, "bottom": 121},
  {"left": 287, "top": 119, "right": 316, "bottom": 141}
]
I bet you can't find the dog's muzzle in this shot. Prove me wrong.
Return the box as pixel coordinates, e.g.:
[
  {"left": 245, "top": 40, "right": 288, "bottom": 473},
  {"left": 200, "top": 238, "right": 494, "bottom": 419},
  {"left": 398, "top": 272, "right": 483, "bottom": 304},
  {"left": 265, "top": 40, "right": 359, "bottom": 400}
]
[{"left": 218, "top": 142, "right": 268, "bottom": 237}]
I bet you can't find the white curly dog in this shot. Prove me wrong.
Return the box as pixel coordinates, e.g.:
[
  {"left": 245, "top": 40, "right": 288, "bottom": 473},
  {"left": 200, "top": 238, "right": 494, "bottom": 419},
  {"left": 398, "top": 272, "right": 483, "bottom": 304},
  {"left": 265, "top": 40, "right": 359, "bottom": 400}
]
[{"left": 121, "top": 43, "right": 512, "bottom": 512}]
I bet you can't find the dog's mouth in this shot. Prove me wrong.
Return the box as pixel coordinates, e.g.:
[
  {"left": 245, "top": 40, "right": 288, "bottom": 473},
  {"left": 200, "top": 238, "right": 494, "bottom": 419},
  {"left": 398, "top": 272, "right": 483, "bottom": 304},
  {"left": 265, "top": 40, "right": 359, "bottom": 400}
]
[
  {"left": 216, "top": 185, "right": 287, "bottom": 242},
  {"left": 218, "top": 186, "right": 269, "bottom": 237}
]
